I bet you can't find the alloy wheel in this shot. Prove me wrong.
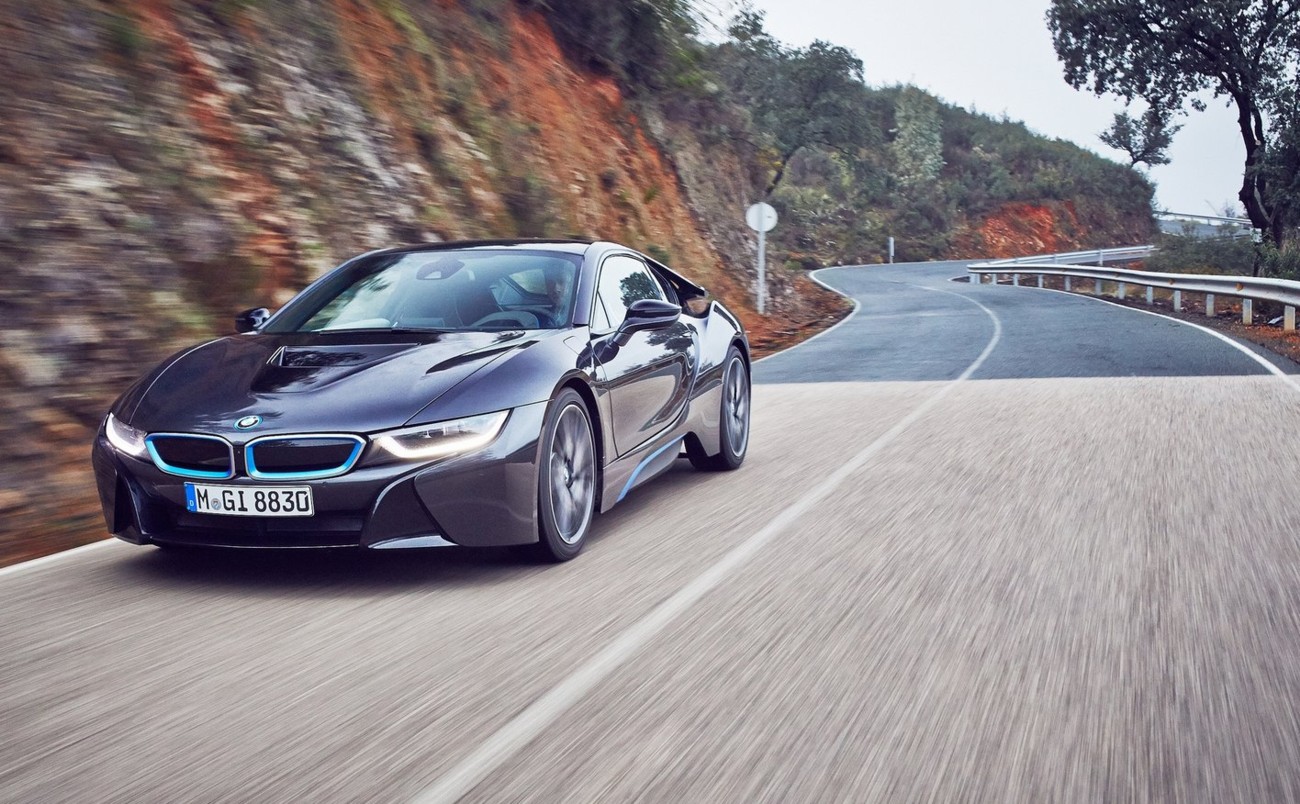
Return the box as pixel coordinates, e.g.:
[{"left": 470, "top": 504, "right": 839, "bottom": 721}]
[
  {"left": 723, "top": 356, "right": 750, "bottom": 458},
  {"left": 548, "top": 403, "right": 595, "bottom": 544}
]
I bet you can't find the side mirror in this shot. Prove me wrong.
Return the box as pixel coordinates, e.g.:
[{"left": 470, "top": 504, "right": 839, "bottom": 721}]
[
  {"left": 235, "top": 307, "right": 270, "bottom": 333},
  {"left": 595, "top": 299, "right": 681, "bottom": 361},
  {"left": 617, "top": 298, "right": 680, "bottom": 339}
]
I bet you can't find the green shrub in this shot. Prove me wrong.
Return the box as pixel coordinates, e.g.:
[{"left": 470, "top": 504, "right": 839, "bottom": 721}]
[
  {"left": 526, "top": 0, "right": 700, "bottom": 92},
  {"left": 502, "top": 174, "right": 556, "bottom": 237},
  {"left": 1262, "top": 241, "right": 1300, "bottom": 279},
  {"left": 105, "top": 10, "right": 145, "bottom": 61},
  {"left": 1145, "top": 234, "right": 1255, "bottom": 275}
]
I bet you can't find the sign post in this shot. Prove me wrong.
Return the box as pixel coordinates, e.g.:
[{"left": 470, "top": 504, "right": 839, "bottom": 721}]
[{"left": 745, "top": 202, "right": 778, "bottom": 314}]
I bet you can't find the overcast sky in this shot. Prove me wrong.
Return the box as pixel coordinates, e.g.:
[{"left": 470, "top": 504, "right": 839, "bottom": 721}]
[{"left": 725, "top": 0, "right": 1246, "bottom": 217}]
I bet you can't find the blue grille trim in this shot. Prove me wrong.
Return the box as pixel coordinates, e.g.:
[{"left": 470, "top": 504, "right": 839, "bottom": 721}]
[
  {"left": 144, "top": 433, "right": 236, "bottom": 480},
  {"left": 244, "top": 434, "right": 366, "bottom": 481}
]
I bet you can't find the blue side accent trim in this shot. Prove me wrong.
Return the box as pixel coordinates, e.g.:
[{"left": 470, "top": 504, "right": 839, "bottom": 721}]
[
  {"left": 368, "top": 534, "right": 456, "bottom": 549},
  {"left": 617, "top": 436, "right": 684, "bottom": 503},
  {"left": 145, "top": 434, "right": 235, "bottom": 480},
  {"left": 245, "top": 436, "right": 366, "bottom": 481}
]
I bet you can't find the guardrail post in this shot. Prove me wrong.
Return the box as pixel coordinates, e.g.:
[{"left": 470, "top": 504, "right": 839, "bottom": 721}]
[
  {"left": 1117, "top": 282, "right": 1126, "bottom": 300},
  {"left": 1013, "top": 273, "right": 1020, "bottom": 286},
  {"left": 1098, "top": 249, "right": 1105, "bottom": 266},
  {"left": 1243, "top": 298, "right": 1253, "bottom": 325},
  {"left": 1064, "top": 276, "right": 1071, "bottom": 291},
  {"left": 1287, "top": 306, "right": 1296, "bottom": 331},
  {"left": 1094, "top": 278, "right": 1102, "bottom": 294},
  {"left": 1173, "top": 290, "right": 1182, "bottom": 311},
  {"left": 1145, "top": 286, "right": 1153, "bottom": 305},
  {"left": 1206, "top": 293, "right": 1215, "bottom": 317},
  {"left": 1037, "top": 274, "right": 1044, "bottom": 288}
]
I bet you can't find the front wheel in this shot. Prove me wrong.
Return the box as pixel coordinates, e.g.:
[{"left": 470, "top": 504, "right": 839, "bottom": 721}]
[
  {"left": 689, "top": 346, "right": 750, "bottom": 471},
  {"left": 534, "top": 388, "right": 597, "bottom": 561}
]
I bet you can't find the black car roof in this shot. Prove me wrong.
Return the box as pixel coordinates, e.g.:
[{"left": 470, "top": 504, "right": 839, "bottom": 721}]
[
  {"left": 375, "top": 239, "right": 594, "bottom": 257},
  {"left": 358, "top": 239, "right": 707, "bottom": 299}
]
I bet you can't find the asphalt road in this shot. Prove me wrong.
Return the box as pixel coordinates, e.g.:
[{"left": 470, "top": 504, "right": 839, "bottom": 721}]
[{"left": 6, "top": 260, "right": 1300, "bottom": 802}]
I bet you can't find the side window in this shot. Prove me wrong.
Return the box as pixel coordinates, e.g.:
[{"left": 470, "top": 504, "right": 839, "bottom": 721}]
[
  {"left": 590, "top": 295, "right": 611, "bottom": 332},
  {"left": 594, "top": 255, "right": 664, "bottom": 332},
  {"left": 650, "top": 268, "right": 678, "bottom": 305}
]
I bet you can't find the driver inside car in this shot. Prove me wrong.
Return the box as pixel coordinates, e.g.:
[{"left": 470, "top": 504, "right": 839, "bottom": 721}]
[{"left": 544, "top": 265, "right": 574, "bottom": 326}]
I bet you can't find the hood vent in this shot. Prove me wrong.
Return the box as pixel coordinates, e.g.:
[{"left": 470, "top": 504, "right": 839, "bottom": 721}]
[{"left": 273, "top": 344, "right": 418, "bottom": 369}]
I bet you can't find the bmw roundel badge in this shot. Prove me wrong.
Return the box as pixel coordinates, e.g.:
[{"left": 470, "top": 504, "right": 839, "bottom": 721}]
[{"left": 236, "top": 415, "right": 262, "bottom": 430}]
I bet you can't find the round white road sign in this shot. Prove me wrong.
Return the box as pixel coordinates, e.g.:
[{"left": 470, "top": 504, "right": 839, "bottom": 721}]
[{"left": 745, "top": 202, "right": 778, "bottom": 233}]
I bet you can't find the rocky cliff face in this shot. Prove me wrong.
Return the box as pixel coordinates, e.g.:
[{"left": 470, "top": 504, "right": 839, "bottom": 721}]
[
  {"left": 0, "top": 0, "right": 853, "bottom": 563},
  {"left": 950, "top": 201, "right": 1152, "bottom": 259}
]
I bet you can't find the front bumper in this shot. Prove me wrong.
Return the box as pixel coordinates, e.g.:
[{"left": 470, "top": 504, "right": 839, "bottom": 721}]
[{"left": 91, "top": 402, "right": 548, "bottom": 549}]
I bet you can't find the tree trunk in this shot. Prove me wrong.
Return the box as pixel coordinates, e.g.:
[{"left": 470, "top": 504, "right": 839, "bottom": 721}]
[
  {"left": 1232, "top": 91, "right": 1275, "bottom": 273},
  {"left": 763, "top": 147, "right": 800, "bottom": 197}
]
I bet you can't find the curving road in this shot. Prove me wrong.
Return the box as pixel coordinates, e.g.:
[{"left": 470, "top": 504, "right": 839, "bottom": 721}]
[{"left": 6, "top": 260, "right": 1300, "bottom": 801}]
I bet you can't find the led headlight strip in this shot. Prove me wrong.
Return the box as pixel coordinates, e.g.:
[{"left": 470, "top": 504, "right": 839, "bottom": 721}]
[
  {"left": 105, "top": 413, "right": 148, "bottom": 459},
  {"left": 375, "top": 411, "right": 509, "bottom": 460}
]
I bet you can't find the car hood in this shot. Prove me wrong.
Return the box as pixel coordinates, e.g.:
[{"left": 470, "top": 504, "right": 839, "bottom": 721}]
[{"left": 123, "top": 330, "right": 536, "bottom": 437}]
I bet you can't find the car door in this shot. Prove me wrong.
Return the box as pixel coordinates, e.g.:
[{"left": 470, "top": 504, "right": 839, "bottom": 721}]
[{"left": 591, "top": 254, "right": 697, "bottom": 457}]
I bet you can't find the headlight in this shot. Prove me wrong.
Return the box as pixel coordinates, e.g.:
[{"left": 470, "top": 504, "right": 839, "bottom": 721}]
[
  {"left": 375, "top": 411, "right": 509, "bottom": 461},
  {"left": 105, "top": 413, "right": 148, "bottom": 458}
]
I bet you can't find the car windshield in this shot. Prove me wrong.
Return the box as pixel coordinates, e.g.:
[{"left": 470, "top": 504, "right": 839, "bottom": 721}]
[{"left": 264, "top": 249, "right": 582, "bottom": 334}]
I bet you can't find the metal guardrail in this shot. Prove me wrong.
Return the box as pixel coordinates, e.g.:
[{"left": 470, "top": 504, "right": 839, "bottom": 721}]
[
  {"left": 1156, "top": 213, "right": 1255, "bottom": 241},
  {"left": 1156, "top": 212, "right": 1252, "bottom": 227},
  {"left": 969, "top": 247, "right": 1300, "bottom": 330},
  {"left": 985, "top": 246, "right": 1155, "bottom": 266}
]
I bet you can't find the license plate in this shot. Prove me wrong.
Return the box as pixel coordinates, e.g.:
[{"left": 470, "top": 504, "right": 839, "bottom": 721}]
[{"left": 184, "top": 483, "right": 314, "bottom": 517}]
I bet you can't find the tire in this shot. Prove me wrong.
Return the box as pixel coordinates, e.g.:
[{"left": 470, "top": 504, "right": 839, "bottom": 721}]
[
  {"left": 534, "top": 388, "right": 598, "bottom": 561},
  {"left": 688, "top": 346, "right": 750, "bottom": 471}
]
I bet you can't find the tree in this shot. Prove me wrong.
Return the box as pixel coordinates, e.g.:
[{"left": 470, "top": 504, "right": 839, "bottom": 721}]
[
  {"left": 1260, "top": 92, "right": 1300, "bottom": 232},
  {"left": 1048, "top": 0, "right": 1300, "bottom": 252},
  {"left": 1099, "top": 107, "right": 1182, "bottom": 168},
  {"left": 891, "top": 86, "right": 945, "bottom": 188},
  {"left": 718, "top": 8, "right": 870, "bottom": 196}
]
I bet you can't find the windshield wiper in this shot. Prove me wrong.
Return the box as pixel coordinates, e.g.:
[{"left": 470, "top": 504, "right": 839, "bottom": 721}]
[{"left": 387, "top": 326, "right": 456, "bottom": 334}]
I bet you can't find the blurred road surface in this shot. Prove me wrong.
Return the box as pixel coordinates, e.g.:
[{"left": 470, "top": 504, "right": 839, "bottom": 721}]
[{"left": 5, "top": 261, "right": 1300, "bottom": 802}]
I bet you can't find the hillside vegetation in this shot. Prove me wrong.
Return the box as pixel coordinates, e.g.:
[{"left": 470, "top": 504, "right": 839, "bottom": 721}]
[
  {"left": 696, "top": 11, "right": 1155, "bottom": 266},
  {"left": 0, "top": 0, "right": 1153, "bottom": 564}
]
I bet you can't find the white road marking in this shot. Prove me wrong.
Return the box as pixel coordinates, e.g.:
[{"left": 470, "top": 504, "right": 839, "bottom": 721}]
[
  {"left": 754, "top": 265, "right": 861, "bottom": 363},
  {"left": 412, "top": 279, "right": 1003, "bottom": 804},
  {"left": 0, "top": 539, "right": 115, "bottom": 580},
  {"left": 1012, "top": 283, "right": 1300, "bottom": 395}
]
